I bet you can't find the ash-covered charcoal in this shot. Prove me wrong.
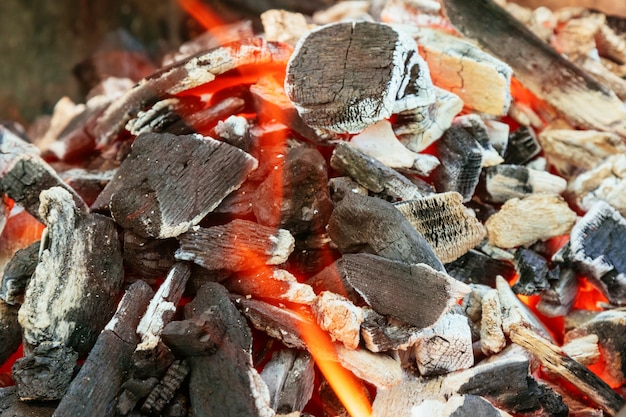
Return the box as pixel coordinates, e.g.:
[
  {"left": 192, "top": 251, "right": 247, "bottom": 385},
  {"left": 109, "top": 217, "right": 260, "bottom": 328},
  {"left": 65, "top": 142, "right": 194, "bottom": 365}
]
[
  {"left": 504, "top": 126, "right": 541, "bottom": 165},
  {"left": 569, "top": 153, "right": 626, "bottom": 216},
  {"left": 360, "top": 307, "right": 422, "bottom": 352},
  {"left": 252, "top": 145, "right": 333, "bottom": 236},
  {"left": 166, "top": 97, "right": 246, "bottom": 136},
  {"left": 125, "top": 96, "right": 204, "bottom": 136},
  {"left": 0, "top": 240, "right": 39, "bottom": 305},
  {"left": 430, "top": 125, "right": 483, "bottom": 202},
  {"left": 567, "top": 201, "right": 626, "bottom": 305},
  {"left": 211, "top": 115, "right": 252, "bottom": 152},
  {"left": 536, "top": 268, "right": 578, "bottom": 318},
  {"left": 512, "top": 248, "right": 551, "bottom": 296},
  {"left": 445, "top": 249, "right": 516, "bottom": 287},
  {"left": 285, "top": 21, "right": 435, "bottom": 133},
  {"left": 327, "top": 193, "right": 444, "bottom": 269},
  {"left": 224, "top": 268, "right": 316, "bottom": 305},
  {"left": 0, "top": 386, "right": 56, "bottom": 417}
]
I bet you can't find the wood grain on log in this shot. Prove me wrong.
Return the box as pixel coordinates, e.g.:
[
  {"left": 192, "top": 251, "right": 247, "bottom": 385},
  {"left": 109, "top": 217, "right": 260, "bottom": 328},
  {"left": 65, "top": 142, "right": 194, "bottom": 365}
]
[
  {"left": 96, "top": 132, "right": 258, "bottom": 239},
  {"left": 54, "top": 280, "right": 154, "bottom": 417}
]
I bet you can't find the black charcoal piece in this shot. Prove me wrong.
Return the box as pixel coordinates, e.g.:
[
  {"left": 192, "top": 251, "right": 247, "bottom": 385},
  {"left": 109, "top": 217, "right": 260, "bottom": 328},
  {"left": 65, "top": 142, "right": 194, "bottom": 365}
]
[
  {"left": 512, "top": 248, "right": 550, "bottom": 296},
  {"left": 504, "top": 126, "right": 540, "bottom": 165}
]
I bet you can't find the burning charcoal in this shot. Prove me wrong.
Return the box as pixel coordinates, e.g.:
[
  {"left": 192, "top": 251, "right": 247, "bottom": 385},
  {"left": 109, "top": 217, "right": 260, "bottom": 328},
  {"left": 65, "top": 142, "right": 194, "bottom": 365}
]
[
  {"left": 394, "top": 191, "right": 486, "bottom": 263},
  {"left": 512, "top": 248, "right": 550, "bottom": 296},
  {"left": 0, "top": 240, "right": 38, "bottom": 305},
  {"left": 182, "top": 283, "right": 273, "bottom": 417},
  {"left": 442, "top": 0, "right": 626, "bottom": 137},
  {"left": 561, "top": 334, "right": 600, "bottom": 367},
  {"left": 536, "top": 268, "right": 578, "bottom": 318},
  {"left": 260, "top": 349, "right": 314, "bottom": 414},
  {"left": 0, "top": 386, "right": 56, "bottom": 417},
  {"left": 59, "top": 168, "right": 115, "bottom": 207},
  {"left": 539, "top": 129, "right": 626, "bottom": 177},
  {"left": 569, "top": 154, "right": 626, "bottom": 216},
  {"left": 12, "top": 341, "right": 78, "bottom": 401},
  {"left": 504, "top": 126, "right": 541, "bottom": 165},
  {"left": 350, "top": 120, "right": 440, "bottom": 175},
  {"left": 417, "top": 27, "right": 513, "bottom": 116},
  {"left": 335, "top": 343, "right": 403, "bottom": 389},
  {"left": 477, "top": 164, "right": 567, "bottom": 204},
  {"left": 285, "top": 21, "right": 435, "bottom": 133},
  {"left": 430, "top": 126, "right": 483, "bottom": 202},
  {"left": 567, "top": 201, "right": 626, "bottom": 305},
  {"left": 565, "top": 310, "right": 626, "bottom": 387},
  {"left": 480, "top": 289, "right": 506, "bottom": 356},
  {"left": 252, "top": 146, "right": 333, "bottom": 235},
  {"left": 212, "top": 115, "right": 251, "bottom": 152},
  {"left": 453, "top": 114, "right": 504, "bottom": 167},
  {"left": 360, "top": 308, "right": 421, "bottom": 352},
  {"left": 311, "top": 291, "right": 364, "bottom": 350},
  {"left": 340, "top": 253, "right": 470, "bottom": 329},
  {"left": 123, "top": 231, "right": 177, "bottom": 281},
  {"left": 224, "top": 268, "right": 316, "bottom": 305},
  {"left": 509, "top": 323, "right": 625, "bottom": 416},
  {"left": 93, "top": 37, "right": 292, "bottom": 146},
  {"left": 166, "top": 97, "right": 246, "bottom": 136},
  {"left": 175, "top": 219, "right": 294, "bottom": 271},
  {"left": 414, "top": 312, "right": 474, "bottom": 376},
  {"left": 392, "top": 86, "right": 464, "bottom": 153},
  {"left": 141, "top": 359, "right": 190, "bottom": 416},
  {"left": 485, "top": 194, "right": 577, "bottom": 249},
  {"left": 55, "top": 280, "right": 154, "bottom": 417},
  {"left": 411, "top": 395, "right": 510, "bottom": 417},
  {"left": 446, "top": 249, "right": 516, "bottom": 287},
  {"left": 19, "top": 187, "right": 124, "bottom": 356},
  {"left": 0, "top": 300, "right": 20, "bottom": 366},
  {"left": 330, "top": 141, "right": 428, "bottom": 201},
  {"left": 0, "top": 135, "right": 87, "bottom": 220},
  {"left": 96, "top": 132, "right": 258, "bottom": 239},
  {"left": 327, "top": 193, "right": 444, "bottom": 269},
  {"left": 306, "top": 258, "right": 363, "bottom": 302},
  {"left": 125, "top": 96, "right": 203, "bottom": 136}
]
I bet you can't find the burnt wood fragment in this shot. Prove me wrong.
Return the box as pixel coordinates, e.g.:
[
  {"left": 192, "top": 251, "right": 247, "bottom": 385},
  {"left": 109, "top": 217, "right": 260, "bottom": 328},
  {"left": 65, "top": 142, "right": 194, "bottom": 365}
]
[
  {"left": 117, "top": 377, "right": 159, "bottom": 416},
  {"left": 341, "top": 253, "right": 470, "bottom": 329},
  {"left": 167, "top": 97, "right": 247, "bottom": 136},
  {"left": 411, "top": 394, "right": 508, "bottom": 416},
  {"left": 512, "top": 248, "right": 550, "bottom": 296},
  {"left": 285, "top": 21, "right": 434, "bottom": 133},
  {"left": 175, "top": 219, "right": 294, "bottom": 271},
  {"left": 442, "top": 0, "right": 626, "bottom": 137},
  {"left": 0, "top": 241, "right": 39, "bottom": 305},
  {"left": 125, "top": 96, "right": 204, "bottom": 136},
  {"left": 184, "top": 283, "right": 273, "bottom": 417},
  {"left": 312, "top": 291, "right": 364, "bottom": 349},
  {"left": 536, "top": 268, "right": 578, "bottom": 317},
  {"left": 0, "top": 300, "right": 20, "bottom": 366},
  {"left": 360, "top": 307, "right": 421, "bottom": 352},
  {"left": 19, "top": 187, "right": 124, "bottom": 356},
  {"left": 93, "top": 38, "right": 292, "bottom": 146},
  {"left": 306, "top": 258, "right": 363, "bottom": 302},
  {"left": 260, "top": 349, "right": 315, "bottom": 414},
  {"left": 224, "top": 268, "right": 316, "bottom": 305},
  {"left": 58, "top": 168, "right": 115, "bottom": 207},
  {"left": 55, "top": 280, "right": 154, "bottom": 417},
  {"left": 477, "top": 164, "right": 567, "bottom": 204},
  {"left": 122, "top": 231, "right": 177, "bottom": 280},
  {"left": 0, "top": 386, "right": 56, "bottom": 417},
  {"left": 330, "top": 141, "right": 427, "bottom": 201},
  {"left": 141, "top": 359, "right": 190, "bottom": 416},
  {"left": 335, "top": 343, "right": 403, "bottom": 389},
  {"left": 446, "top": 249, "right": 516, "bottom": 287},
  {"left": 327, "top": 193, "right": 444, "bottom": 269},
  {"left": 252, "top": 146, "right": 333, "bottom": 235},
  {"left": 504, "top": 126, "right": 541, "bottom": 165},
  {"left": 161, "top": 315, "right": 225, "bottom": 358},
  {"left": 431, "top": 126, "right": 483, "bottom": 202},
  {"left": 567, "top": 201, "right": 626, "bottom": 305},
  {"left": 480, "top": 289, "right": 506, "bottom": 356},
  {"left": 212, "top": 115, "right": 252, "bottom": 152},
  {"left": 96, "top": 132, "right": 258, "bottom": 239}
]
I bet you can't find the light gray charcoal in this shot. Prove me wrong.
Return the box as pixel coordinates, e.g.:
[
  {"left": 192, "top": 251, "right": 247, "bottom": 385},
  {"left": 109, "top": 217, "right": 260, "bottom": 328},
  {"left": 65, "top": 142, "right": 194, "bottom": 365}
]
[{"left": 477, "top": 164, "right": 567, "bottom": 204}]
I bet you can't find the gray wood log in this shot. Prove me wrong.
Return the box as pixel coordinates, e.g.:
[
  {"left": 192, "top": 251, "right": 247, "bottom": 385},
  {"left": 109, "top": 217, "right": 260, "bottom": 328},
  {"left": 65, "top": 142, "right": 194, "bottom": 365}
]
[
  {"left": 18, "top": 187, "right": 124, "bottom": 356},
  {"left": 442, "top": 0, "right": 626, "bottom": 137},
  {"left": 93, "top": 38, "right": 292, "bottom": 146},
  {"left": 327, "top": 192, "right": 444, "bottom": 270},
  {"left": 54, "top": 280, "right": 154, "bottom": 417},
  {"left": 341, "top": 253, "right": 470, "bottom": 329},
  {"left": 95, "top": 132, "right": 258, "bottom": 239}
]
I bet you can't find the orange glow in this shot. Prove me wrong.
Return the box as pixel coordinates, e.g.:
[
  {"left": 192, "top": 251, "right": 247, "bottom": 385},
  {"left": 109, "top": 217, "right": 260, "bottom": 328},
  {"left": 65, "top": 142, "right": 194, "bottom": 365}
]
[
  {"left": 586, "top": 348, "right": 622, "bottom": 389},
  {"left": 572, "top": 277, "right": 608, "bottom": 311},
  {"left": 178, "top": 0, "right": 226, "bottom": 36}
]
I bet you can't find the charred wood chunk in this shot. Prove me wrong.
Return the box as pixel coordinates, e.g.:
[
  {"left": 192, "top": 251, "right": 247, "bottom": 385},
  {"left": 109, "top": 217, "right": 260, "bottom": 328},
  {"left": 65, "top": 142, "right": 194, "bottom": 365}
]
[
  {"left": 568, "top": 201, "right": 626, "bottom": 305},
  {"left": 162, "top": 314, "right": 226, "bottom": 357},
  {"left": 123, "top": 231, "right": 177, "bottom": 280},
  {"left": 537, "top": 268, "right": 578, "bottom": 318},
  {"left": 184, "top": 283, "right": 273, "bottom": 417},
  {"left": 0, "top": 122, "right": 86, "bottom": 216},
  {"left": 93, "top": 38, "right": 292, "bottom": 146},
  {"left": 307, "top": 258, "right": 363, "bottom": 303},
  {"left": 411, "top": 394, "right": 509, "bottom": 416},
  {"left": 117, "top": 377, "right": 159, "bottom": 416},
  {"left": 312, "top": 291, "right": 364, "bottom": 350},
  {"left": 0, "top": 240, "right": 39, "bottom": 305},
  {"left": 335, "top": 343, "right": 403, "bottom": 389},
  {"left": 0, "top": 386, "right": 56, "bottom": 417},
  {"left": 477, "top": 164, "right": 566, "bottom": 204},
  {"left": 97, "top": 132, "right": 258, "bottom": 239},
  {"left": 512, "top": 248, "right": 550, "bottom": 296},
  {"left": 260, "top": 349, "right": 314, "bottom": 414},
  {"left": 212, "top": 115, "right": 252, "bottom": 152},
  {"left": 327, "top": 193, "right": 444, "bottom": 269},
  {"left": 330, "top": 141, "right": 427, "bottom": 201},
  {"left": 0, "top": 300, "right": 20, "bottom": 366},
  {"left": 18, "top": 187, "right": 124, "bottom": 356},
  {"left": 167, "top": 97, "right": 246, "bottom": 137},
  {"left": 252, "top": 146, "right": 333, "bottom": 235},
  {"left": 394, "top": 192, "right": 485, "bottom": 263},
  {"left": 141, "top": 359, "right": 190, "bottom": 416},
  {"left": 504, "top": 126, "right": 541, "bottom": 165},
  {"left": 431, "top": 126, "right": 483, "bottom": 202},
  {"left": 480, "top": 289, "right": 506, "bottom": 356},
  {"left": 59, "top": 168, "right": 115, "bottom": 207},
  {"left": 224, "top": 268, "right": 316, "bottom": 305},
  {"left": 360, "top": 307, "right": 421, "bottom": 352},
  {"left": 12, "top": 342, "right": 78, "bottom": 401},
  {"left": 285, "top": 21, "right": 434, "bottom": 133},
  {"left": 341, "top": 253, "right": 470, "bottom": 329},
  {"left": 446, "top": 249, "right": 516, "bottom": 287},
  {"left": 126, "top": 96, "right": 204, "bottom": 136},
  {"left": 55, "top": 280, "right": 155, "bottom": 417},
  {"left": 175, "top": 219, "right": 294, "bottom": 271}
]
